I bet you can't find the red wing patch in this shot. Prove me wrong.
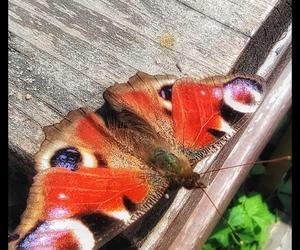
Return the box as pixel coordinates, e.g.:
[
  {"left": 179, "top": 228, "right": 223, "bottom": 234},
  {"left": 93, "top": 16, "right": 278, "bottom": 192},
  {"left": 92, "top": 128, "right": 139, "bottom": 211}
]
[
  {"left": 172, "top": 76, "right": 264, "bottom": 149},
  {"left": 76, "top": 113, "right": 110, "bottom": 151},
  {"left": 11, "top": 167, "right": 152, "bottom": 250},
  {"left": 172, "top": 80, "right": 224, "bottom": 148},
  {"left": 104, "top": 72, "right": 264, "bottom": 152},
  {"left": 42, "top": 167, "right": 150, "bottom": 219}
]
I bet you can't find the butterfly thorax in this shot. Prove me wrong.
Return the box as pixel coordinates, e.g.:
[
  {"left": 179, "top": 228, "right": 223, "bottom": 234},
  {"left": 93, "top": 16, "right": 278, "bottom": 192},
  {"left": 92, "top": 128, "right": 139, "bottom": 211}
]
[{"left": 149, "top": 147, "right": 192, "bottom": 184}]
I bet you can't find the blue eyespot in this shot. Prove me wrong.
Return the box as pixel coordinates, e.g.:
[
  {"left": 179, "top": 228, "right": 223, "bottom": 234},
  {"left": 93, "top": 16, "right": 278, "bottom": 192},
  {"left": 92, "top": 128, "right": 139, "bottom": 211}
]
[
  {"left": 50, "top": 147, "right": 81, "bottom": 171},
  {"left": 159, "top": 85, "right": 173, "bottom": 101},
  {"left": 226, "top": 78, "right": 263, "bottom": 93}
]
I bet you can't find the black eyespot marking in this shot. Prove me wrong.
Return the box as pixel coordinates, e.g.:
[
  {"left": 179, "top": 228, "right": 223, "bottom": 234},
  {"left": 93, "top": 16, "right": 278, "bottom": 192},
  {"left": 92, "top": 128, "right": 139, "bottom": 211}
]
[
  {"left": 79, "top": 213, "right": 122, "bottom": 238},
  {"left": 94, "top": 153, "right": 108, "bottom": 167},
  {"left": 50, "top": 147, "right": 81, "bottom": 171},
  {"left": 207, "top": 128, "right": 226, "bottom": 139},
  {"left": 101, "top": 234, "right": 137, "bottom": 250},
  {"left": 159, "top": 85, "right": 173, "bottom": 101},
  {"left": 123, "top": 195, "right": 137, "bottom": 213},
  {"left": 220, "top": 101, "right": 244, "bottom": 125}
]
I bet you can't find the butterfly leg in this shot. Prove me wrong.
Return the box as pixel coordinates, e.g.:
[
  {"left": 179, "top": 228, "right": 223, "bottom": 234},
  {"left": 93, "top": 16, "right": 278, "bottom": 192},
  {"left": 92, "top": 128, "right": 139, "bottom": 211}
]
[
  {"left": 173, "top": 172, "right": 207, "bottom": 190},
  {"left": 183, "top": 172, "right": 207, "bottom": 189}
]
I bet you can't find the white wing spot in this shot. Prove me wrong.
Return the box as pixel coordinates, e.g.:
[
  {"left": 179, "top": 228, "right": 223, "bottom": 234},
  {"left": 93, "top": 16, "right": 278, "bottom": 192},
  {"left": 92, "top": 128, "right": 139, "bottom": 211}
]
[
  {"left": 224, "top": 86, "right": 262, "bottom": 113},
  {"left": 81, "top": 150, "right": 97, "bottom": 168},
  {"left": 107, "top": 210, "right": 131, "bottom": 223},
  {"left": 161, "top": 100, "right": 172, "bottom": 112},
  {"left": 49, "top": 219, "right": 95, "bottom": 250}
]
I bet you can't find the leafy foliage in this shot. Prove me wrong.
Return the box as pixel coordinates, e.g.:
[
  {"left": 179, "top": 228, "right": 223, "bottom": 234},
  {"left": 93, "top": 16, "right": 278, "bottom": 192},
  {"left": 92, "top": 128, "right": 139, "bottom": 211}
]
[
  {"left": 202, "top": 193, "right": 276, "bottom": 250},
  {"left": 203, "top": 114, "right": 291, "bottom": 250}
]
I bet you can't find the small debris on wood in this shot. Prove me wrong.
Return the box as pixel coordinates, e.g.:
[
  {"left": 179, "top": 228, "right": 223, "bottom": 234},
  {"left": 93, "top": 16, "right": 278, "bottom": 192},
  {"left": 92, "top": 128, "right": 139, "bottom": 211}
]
[
  {"left": 159, "top": 33, "right": 175, "bottom": 48},
  {"left": 25, "top": 94, "right": 32, "bottom": 100},
  {"left": 176, "top": 62, "right": 183, "bottom": 72},
  {"left": 155, "top": 58, "right": 161, "bottom": 65}
]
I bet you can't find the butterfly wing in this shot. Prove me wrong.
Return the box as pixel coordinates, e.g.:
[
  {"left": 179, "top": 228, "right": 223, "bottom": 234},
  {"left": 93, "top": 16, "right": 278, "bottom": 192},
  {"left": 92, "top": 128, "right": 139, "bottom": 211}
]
[
  {"left": 104, "top": 72, "right": 178, "bottom": 145},
  {"left": 9, "top": 108, "right": 168, "bottom": 250},
  {"left": 104, "top": 72, "right": 265, "bottom": 162},
  {"left": 9, "top": 72, "right": 266, "bottom": 249}
]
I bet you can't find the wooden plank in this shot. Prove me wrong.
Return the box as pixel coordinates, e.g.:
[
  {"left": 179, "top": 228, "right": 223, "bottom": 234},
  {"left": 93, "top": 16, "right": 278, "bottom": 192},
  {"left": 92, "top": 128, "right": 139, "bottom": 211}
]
[
  {"left": 8, "top": 0, "right": 250, "bottom": 163},
  {"left": 231, "top": 0, "right": 291, "bottom": 73},
  {"left": 8, "top": 0, "right": 248, "bottom": 79},
  {"left": 8, "top": 0, "right": 283, "bottom": 164},
  {"left": 177, "top": 0, "right": 279, "bottom": 36},
  {"left": 9, "top": 36, "right": 106, "bottom": 161},
  {"left": 8, "top": 0, "right": 291, "bottom": 249}
]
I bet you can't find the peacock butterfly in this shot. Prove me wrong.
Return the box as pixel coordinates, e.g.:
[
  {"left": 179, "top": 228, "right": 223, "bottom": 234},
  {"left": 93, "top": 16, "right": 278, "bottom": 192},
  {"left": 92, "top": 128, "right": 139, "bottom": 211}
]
[{"left": 8, "top": 72, "right": 265, "bottom": 250}]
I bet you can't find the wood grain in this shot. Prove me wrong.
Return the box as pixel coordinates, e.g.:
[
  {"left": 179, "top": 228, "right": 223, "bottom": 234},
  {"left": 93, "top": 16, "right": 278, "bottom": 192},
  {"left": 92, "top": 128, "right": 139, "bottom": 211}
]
[
  {"left": 8, "top": 0, "right": 287, "bottom": 160},
  {"left": 8, "top": 0, "right": 291, "bottom": 249},
  {"left": 178, "top": 0, "right": 279, "bottom": 36}
]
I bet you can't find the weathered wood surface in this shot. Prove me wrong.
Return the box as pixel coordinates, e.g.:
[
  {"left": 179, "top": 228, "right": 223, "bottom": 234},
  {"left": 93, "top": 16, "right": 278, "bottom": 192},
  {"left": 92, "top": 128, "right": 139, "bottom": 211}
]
[
  {"left": 178, "top": 0, "right": 279, "bottom": 36},
  {"left": 264, "top": 221, "right": 292, "bottom": 250},
  {"left": 8, "top": 0, "right": 291, "bottom": 249}
]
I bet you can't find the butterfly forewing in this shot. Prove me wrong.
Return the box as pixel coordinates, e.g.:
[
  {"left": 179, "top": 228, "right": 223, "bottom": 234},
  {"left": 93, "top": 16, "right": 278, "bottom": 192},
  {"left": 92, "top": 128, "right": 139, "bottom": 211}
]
[{"left": 104, "top": 72, "right": 265, "bottom": 163}]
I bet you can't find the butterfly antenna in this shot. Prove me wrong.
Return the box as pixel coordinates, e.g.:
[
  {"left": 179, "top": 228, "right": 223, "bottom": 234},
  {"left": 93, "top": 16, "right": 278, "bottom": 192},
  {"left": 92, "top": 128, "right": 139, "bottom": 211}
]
[
  {"left": 199, "top": 155, "right": 291, "bottom": 245},
  {"left": 198, "top": 155, "right": 291, "bottom": 176},
  {"left": 201, "top": 188, "right": 242, "bottom": 245}
]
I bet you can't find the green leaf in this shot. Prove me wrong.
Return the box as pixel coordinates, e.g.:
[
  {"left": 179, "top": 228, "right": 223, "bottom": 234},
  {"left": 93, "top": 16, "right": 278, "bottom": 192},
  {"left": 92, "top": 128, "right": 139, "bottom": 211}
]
[
  {"left": 240, "top": 243, "right": 257, "bottom": 250},
  {"left": 209, "top": 226, "right": 231, "bottom": 247},
  {"left": 203, "top": 193, "right": 276, "bottom": 250},
  {"left": 243, "top": 194, "right": 274, "bottom": 222},
  {"left": 228, "top": 205, "right": 254, "bottom": 230},
  {"left": 243, "top": 194, "right": 276, "bottom": 246},
  {"left": 201, "top": 242, "right": 215, "bottom": 250}
]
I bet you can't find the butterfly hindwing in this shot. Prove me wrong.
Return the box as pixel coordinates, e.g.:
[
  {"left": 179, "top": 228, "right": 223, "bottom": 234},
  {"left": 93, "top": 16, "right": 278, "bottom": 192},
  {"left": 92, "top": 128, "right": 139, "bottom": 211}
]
[{"left": 9, "top": 108, "right": 168, "bottom": 250}]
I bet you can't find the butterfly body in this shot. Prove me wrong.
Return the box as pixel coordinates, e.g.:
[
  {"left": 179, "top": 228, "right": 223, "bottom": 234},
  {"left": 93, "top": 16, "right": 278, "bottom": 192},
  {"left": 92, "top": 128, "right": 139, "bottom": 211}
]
[{"left": 9, "top": 72, "right": 265, "bottom": 250}]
